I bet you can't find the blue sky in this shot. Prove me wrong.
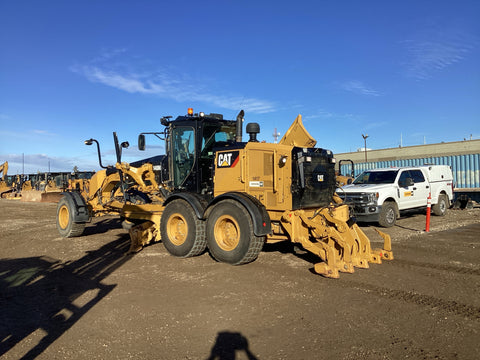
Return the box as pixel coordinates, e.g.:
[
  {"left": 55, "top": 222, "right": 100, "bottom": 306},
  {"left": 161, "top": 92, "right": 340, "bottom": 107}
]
[{"left": 1, "top": 0, "right": 479, "bottom": 174}]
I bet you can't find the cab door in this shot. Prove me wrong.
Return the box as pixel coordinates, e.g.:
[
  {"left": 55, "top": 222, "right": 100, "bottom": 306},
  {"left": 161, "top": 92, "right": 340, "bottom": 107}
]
[
  {"left": 409, "top": 169, "right": 430, "bottom": 207},
  {"left": 170, "top": 126, "right": 196, "bottom": 189},
  {"left": 397, "top": 170, "right": 416, "bottom": 210},
  {"left": 397, "top": 170, "right": 429, "bottom": 209}
]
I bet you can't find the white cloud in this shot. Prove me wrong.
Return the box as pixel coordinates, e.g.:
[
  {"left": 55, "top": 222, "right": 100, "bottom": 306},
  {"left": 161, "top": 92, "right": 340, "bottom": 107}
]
[
  {"left": 402, "top": 29, "right": 476, "bottom": 80},
  {"left": 340, "top": 80, "right": 381, "bottom": 97},
  {"left": 304, "top": 109, "right": 355, "bottom": 121},
  {"left": 33, "top": 129, "right": 57, "bottom": 136},
  {"left": 71, "top": 53, "right": 276, "bottom": 114}
]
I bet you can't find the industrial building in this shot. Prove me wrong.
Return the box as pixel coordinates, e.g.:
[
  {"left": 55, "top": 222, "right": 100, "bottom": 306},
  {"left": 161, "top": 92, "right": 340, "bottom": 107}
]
[{"left": 335, "top": 139, "right": 480, "bottom": 201}]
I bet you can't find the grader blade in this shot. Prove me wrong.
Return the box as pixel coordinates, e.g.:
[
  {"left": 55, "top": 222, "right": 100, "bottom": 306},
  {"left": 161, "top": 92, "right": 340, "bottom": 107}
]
[{"left": 128, "top": 221, "right": 159, "bottom": 253}]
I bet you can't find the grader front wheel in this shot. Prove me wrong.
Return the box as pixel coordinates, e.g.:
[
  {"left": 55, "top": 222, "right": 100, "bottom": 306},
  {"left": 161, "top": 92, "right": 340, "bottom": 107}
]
[{"left": 56, "top": 196, "right": 86, "bottom": 237}]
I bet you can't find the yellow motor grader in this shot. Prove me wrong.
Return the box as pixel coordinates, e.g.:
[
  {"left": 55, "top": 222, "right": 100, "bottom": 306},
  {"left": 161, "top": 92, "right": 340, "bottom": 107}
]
[
  {"left": 57, "top": 109, "right": 393, "bottom": 278},
  {"left": 0, "top": 161, "right": 12, "bottom": 198}
]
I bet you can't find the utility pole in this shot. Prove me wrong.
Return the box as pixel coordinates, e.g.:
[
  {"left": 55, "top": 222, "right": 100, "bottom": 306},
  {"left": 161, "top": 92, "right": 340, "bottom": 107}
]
[{"left": 362, "top": 134, "right": 369, "bottom": 163}]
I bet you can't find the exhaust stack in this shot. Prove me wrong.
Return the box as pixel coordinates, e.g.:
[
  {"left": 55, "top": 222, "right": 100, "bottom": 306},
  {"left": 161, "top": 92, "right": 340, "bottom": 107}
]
[{"left": 235, "top": 110, "right": 244, "bottom": 142}]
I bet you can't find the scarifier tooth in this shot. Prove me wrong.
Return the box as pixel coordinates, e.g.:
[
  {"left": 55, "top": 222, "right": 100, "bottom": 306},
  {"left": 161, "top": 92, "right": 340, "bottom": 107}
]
[
  {"left": 355, "top": 259, "right": 370, "bottom": 269},
  {"left": 381, "top": 250, "right": 394, "bottom": 260},
  {"left": 339, "top": 262, "right": 355, "bottom": 273},
  {"left": 314, "top": 263, "right": 340, "bottom": 279},
  {"left": 369, "top": 252, "right": 383, "bottom": 264}
]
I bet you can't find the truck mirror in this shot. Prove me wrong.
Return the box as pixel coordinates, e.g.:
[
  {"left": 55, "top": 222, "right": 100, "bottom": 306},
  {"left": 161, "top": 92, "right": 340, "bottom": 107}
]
[
  {"left": 400, "top": 178, "right": 414, "bottom": 187},
  {"left": 138, "top": 134, "right": 146, "bottom": 151}
]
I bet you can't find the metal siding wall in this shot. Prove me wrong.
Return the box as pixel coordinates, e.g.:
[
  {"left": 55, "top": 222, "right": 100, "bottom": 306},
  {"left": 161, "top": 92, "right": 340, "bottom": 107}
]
[
  {"left": 340, "top": 153, "right": 480, "bottom": 189},
  {"left": 473, "top": 154, "right": 480, "bottom": 188}
]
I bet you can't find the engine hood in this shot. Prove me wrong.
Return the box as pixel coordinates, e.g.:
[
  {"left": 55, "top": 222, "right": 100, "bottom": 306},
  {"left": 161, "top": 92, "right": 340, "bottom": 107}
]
[{"left": 338, "top": 183, "right": 394, "bottom": 193}]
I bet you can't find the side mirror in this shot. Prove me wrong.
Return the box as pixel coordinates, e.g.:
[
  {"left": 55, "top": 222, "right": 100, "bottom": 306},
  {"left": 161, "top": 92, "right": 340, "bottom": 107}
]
[
  {"left": 138, "top": 134, "right": 145, "bottom": 151},
  {"left": 400, "top": 177, "right": 414, "bottom": 187}
]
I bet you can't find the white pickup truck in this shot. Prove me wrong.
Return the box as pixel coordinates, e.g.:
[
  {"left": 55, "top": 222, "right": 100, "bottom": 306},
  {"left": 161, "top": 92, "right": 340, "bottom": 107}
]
[{"left": 336, "top": 165, "right": 454, "bottom": 227}]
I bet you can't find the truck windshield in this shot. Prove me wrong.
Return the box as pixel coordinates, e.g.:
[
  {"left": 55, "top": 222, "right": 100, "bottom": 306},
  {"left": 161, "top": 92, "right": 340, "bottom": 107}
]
[{"left": 353, "top": 170, "right": 398, "bottom": 184}]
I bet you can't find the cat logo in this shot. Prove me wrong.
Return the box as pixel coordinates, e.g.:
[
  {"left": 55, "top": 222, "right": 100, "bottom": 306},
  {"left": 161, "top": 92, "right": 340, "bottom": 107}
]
[{"left": 217, "top": 151, "right": 240, "bottom": 168}]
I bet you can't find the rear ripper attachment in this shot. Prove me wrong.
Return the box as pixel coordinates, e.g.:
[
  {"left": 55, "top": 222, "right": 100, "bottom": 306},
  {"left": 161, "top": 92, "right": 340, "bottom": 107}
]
[{"left": 281, "top": 205, "right": 393, "bottom": 278}]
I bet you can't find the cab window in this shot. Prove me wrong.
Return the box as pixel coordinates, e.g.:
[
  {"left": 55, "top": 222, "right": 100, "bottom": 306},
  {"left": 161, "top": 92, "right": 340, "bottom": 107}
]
[
  {"left": 398, "top": 171, "right": 412, "bottom": 185},
  {"left": 410, "top": 170, "right": 425, "bottom": 183},
  {"left": 201, "top": 124, "right": 236, "bottom": 157},
  {"left": 171, "top": 126, "right": 195, "bottom": 187}
]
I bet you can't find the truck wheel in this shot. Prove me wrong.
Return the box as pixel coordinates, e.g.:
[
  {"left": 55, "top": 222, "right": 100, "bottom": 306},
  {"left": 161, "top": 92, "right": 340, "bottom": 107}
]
[
  {"left": 56, "top": 196, "right": 86, "bottom": 237},
  {"left": 160, "top": 199, "right": 206, "bottom": 257},
  {"left": 432, "top": 194, "right": 448, "bottom": 216},
  {"left": 378, "top": 201, "right": 397, "bottom": 227},
  {"left": 206, "top": 199, "right": 265, "bottom": 265}
]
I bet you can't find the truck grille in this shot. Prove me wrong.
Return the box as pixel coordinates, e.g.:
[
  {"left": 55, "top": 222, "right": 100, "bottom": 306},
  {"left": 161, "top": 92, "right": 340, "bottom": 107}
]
[{"left": 336, "top": 192, "right": 371, "bottom": 205}]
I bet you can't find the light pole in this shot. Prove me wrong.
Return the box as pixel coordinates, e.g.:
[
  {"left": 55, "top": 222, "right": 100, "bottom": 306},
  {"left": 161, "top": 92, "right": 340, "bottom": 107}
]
[{"left": 362, "top": 134, "right": 369, "bottom": 163}]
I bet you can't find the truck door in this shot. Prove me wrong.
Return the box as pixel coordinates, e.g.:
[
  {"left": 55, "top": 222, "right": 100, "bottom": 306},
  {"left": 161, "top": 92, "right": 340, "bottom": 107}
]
[
  {"left": 409, "top": 169, "right": 430, "bottom": 207},
  {"left": 397, "top": 170, "right": 429, "bottom": 209}
]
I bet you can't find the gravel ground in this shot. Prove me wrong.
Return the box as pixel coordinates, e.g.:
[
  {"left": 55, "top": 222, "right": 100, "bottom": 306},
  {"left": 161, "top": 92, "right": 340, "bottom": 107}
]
[{"left": 1, "top": 199, "right": 479, "bottom": 359}]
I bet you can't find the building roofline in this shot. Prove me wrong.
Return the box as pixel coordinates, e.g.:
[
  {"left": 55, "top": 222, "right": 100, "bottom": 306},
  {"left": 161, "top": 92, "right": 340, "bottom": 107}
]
[{"left": 335, "top": 139, "right": 480, "bottom": 163}]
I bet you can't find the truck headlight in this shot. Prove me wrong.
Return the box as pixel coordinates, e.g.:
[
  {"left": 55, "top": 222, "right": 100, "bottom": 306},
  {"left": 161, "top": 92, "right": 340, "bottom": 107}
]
[{"left": 367, "top": 193, "right": 379, "bottom": 205}]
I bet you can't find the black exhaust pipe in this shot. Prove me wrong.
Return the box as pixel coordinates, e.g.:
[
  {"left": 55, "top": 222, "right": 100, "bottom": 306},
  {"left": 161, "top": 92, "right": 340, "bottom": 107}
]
[{"left": 236, "top": 110, "right": 244, "bottom": 143}]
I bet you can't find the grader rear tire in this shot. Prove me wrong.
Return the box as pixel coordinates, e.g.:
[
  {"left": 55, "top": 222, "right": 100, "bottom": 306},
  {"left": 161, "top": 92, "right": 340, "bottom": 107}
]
[
  {"left": 206, "top": 199, "right": 264, "bottom": 265},
  {"left": 56, "top": 196, "right": 86, "bottom": 237},
  {"left": 160, "top": 199, "right": 207, "bottom": 257}
]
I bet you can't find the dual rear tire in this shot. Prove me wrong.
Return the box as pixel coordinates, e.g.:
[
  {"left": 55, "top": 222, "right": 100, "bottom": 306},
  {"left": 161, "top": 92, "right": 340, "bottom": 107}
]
[{"left": 160, "top": 199, "right": 264, "bottom": 265}]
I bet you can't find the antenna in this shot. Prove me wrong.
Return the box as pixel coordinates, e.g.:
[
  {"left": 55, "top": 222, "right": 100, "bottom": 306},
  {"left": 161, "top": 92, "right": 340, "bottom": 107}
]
[{"left": 273, "top": 128, "right": 280, "bottom": 143}]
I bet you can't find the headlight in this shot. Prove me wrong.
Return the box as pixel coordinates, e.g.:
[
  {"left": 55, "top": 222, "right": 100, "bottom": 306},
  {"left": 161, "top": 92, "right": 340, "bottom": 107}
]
[{"left": 367, "top": 192, "right": 378, "bottom": 205}]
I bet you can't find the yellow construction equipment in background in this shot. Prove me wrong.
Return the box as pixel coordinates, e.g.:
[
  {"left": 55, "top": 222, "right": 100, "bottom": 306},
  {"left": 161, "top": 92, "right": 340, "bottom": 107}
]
[
  {"left": 57, "top": 109, "right": 393, "bottom": 278},
  {"left": 0, "top": 161, "right": 12, "bottom": 198}
]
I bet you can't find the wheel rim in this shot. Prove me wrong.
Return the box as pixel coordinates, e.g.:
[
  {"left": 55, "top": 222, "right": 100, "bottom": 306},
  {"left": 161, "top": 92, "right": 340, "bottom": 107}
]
[
  {"left": 386, "top": 208, "right": 395, "bottom": 224},
  {"left": 166, "top": 213, "right": 188, "bottom": 246},
  {"left": 58, "top": 205, "right": 70, "bottom": 229},
  {"left": 440, "top": 199, "right": 446, "bottom": 213},
  {"left": 214, "top": 215, "right": 240, "bottom": 251}
]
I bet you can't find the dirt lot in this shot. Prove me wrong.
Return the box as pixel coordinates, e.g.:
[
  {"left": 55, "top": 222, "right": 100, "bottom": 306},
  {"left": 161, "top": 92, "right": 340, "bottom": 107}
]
[{"left": 1, "top": 199, "right": 479, "bottom": 360}]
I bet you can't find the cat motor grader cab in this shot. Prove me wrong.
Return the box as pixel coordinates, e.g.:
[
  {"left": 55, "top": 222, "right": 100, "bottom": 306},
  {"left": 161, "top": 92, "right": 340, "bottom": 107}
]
[{"left": 57, "top": 109, "right": 393, "bottom": 278}]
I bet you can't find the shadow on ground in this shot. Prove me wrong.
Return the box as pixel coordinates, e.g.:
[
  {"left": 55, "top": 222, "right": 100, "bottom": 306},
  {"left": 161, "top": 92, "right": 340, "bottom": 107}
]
[
  {"left": 0, "top": 235, "right": 132, "bottom": 359},
  {"left": 207, "top": 331, "right": 257, "bottom": 360},
  {"left": 82, "top": 217, "right": 123, "bottom": 236}
]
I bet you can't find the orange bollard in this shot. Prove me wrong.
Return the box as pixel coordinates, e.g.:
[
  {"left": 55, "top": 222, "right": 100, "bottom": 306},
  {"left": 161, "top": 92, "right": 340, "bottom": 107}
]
[{"left": 425, "top": 193, "right": 431, "bottom": 232}]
